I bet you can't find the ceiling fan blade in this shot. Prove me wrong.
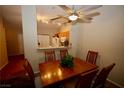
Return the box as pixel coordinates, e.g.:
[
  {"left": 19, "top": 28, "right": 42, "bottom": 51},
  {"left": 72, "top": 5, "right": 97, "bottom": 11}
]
[
  {"left": 79, "top": 15, "right": 93, "bottom": 20},
  {"left": 58, "top": 5, "right": 73, "bottom": 15},
  {"left": 77, "top": 5, "right": 102, "bottom": 13},
  {"left": 50, "top": 16, "right": 62, "bottom": 20},
  {"left": 80, "top": 16, "right": 93, "bottom": 20},
  {"left": 83, "top": 5, "right": 102, "bottom": 12},
  {"left": 57, "top": 15, "right": 69, "bottom": 20},
  {"left": 77, "top": 18, "right": 91, "bottom": 23},
  {"left": 85, "top": 17, "right": 93, "bottom": 20},
  {"left": 86, "top": 12, "right": 100, "bottom": 17}
]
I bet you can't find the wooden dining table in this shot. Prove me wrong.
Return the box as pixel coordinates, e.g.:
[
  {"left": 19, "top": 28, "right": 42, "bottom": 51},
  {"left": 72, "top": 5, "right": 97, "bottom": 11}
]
[{"left": 39, "top": 58, "right": 98, "bottom": 87}]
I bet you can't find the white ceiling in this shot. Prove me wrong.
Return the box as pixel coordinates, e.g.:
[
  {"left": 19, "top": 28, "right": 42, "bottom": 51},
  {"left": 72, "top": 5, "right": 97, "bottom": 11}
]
[
  {"left": 37, "top": 5, "right": 67, "bottom": 18},
  {"left": 1, "top": 5, "right": 21, "bottom": 26}
]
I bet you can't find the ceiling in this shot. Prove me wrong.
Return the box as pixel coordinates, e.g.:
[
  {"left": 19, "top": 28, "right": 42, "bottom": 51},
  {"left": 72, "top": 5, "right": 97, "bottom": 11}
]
[
  {"left": 1, "top": 5, "right": 21, "bottom": 26},
  {"left": 0, "top": 5, "right": 97, "bottom": 28}
]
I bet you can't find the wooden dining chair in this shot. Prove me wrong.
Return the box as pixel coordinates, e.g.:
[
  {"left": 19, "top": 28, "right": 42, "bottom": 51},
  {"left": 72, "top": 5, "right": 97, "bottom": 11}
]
[
  {"left": 60, "top": 49, "right": 68, "bottom": 60},
  {"left": 86, "top": 50, "right": 98, "bottom": 64},
  {"left": 45, "top": 50, "right": 56, "bottom": 62},
  {"left": 23, "top": 59, "right": 35, "bottom": 87},
  {"left": 1, "top": 59, "right": 42, "bottom": 88},
  {"left": 0, "top": 59, "right": 34, "bottom": 88},
  {"left": 23, "top": 59, "right": 42, "bottom": 88},
  {"left": 64, "top": 69, "right": 98, "bottom": 88},
  {"left": 75, "top": 69, "right": 98, "bottom": 88},
  {"left": 92, "top": 63, "right": 115, "bottom": 88}
]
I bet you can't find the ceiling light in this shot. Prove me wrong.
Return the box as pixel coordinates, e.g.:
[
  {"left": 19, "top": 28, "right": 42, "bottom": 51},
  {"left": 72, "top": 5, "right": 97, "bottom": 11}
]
[{"left": 69, "top": 14, "right": 78, "bottom": 21}]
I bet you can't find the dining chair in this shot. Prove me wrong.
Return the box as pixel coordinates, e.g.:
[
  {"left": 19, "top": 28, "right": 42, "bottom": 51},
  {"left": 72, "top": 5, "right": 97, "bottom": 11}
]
[
  {"left": 22, "top": 59, "right": 42, "bottom": 88},
  {"left": 64, "top": 69, "right": 98, "bottom": 88},
  {"left": 22, "top": 59, "right": 35, "bottom": 87},
  {"left": 60, "top": 49, "right": 68, "bottom": 60},
  {"left": 86, "top": 50, "right": 98, "bottom": 64},
  {"left": 1, "top": 59, "right": 42, "bottom": 88},
  {"left": 92, "top": 63, "right": 115, "bottom": 88},
  {"left": 45, "top": 50, "right": 56, "bottom": 62}
]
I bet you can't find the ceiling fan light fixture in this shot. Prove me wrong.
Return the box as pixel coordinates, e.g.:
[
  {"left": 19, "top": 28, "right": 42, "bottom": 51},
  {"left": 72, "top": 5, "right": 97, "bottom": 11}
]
[{"left": 69, "top": 14, "right": 78, "bottom": 21}]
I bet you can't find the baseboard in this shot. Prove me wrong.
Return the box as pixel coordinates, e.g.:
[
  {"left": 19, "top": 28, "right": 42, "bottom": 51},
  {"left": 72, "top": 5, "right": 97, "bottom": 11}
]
[
  {"left": 106, "top": 79, "right": 123, "bottom": 88},
  {"left": 34, "top": 71, "right": 40, "bottom": 77}
]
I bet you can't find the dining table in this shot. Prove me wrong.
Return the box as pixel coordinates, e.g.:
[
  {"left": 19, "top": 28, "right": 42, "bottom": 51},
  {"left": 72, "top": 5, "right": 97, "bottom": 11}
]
[{"left": 39, "top": 58, "right": 98, "bottom": 87}]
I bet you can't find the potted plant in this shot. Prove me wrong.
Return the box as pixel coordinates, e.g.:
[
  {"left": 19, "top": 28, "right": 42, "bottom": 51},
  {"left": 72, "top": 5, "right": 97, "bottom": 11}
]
[{"left": 60, "top": 54, "right": 74, "bottom": 68}]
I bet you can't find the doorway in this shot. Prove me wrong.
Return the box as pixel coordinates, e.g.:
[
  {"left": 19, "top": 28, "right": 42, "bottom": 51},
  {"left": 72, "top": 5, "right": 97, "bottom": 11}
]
[{"left": 1, "top": 5, "right": 24, "bottom": 62}]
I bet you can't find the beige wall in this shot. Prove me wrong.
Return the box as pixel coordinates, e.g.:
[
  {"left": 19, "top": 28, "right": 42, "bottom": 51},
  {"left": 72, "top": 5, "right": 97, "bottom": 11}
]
[
  {"left": 0, "top": 16, "right": 8, "bottom": 69},
  {"left": 38, "top": 22, "right": 60, "bottom": 35},
  {"left": 76, "top": 6, "right": 124, "bottom": 86},
  {"left": 5, "top": 23, "right": 24, "bottom": 56},
  {"left": 37, "top": 22, "right": 60, "bottom": 45},
  {"left": 22, "top": 6, "right": 43, "bottom": 72},
  {"left": 59, "top": 24, "right": 71, "bottom": 32}
]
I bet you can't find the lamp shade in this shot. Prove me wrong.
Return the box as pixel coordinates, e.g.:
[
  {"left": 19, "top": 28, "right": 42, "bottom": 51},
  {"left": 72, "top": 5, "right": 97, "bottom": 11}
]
[{"left": 69, "top": 14, "right": 78, "bottom": 21}]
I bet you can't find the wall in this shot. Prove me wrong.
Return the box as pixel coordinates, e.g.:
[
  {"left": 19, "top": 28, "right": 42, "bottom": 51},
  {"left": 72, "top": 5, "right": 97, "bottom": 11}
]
[
  {"left": 38, "top": 22, "right": 60, "bottom": 35},
  {"left": 5, "top": 22, "right": 24, "bottom": 56},
  {"left": 76, "top": 6, "right": 124, "bottom": 86},
  {"left": 59, "top": 24, "right": 71, "bottom": 32},
  {"left": 37, "top": 22, "right": 60, "bottom": 45},
  {"left": 22, "top": 6, "right": 44, "bottom": 72},
  {"left": 0, "top": 15, "right": 8, "bottom": 69},
  {"left": 70, "top": 24, "right": 81, "bottom": 57}
]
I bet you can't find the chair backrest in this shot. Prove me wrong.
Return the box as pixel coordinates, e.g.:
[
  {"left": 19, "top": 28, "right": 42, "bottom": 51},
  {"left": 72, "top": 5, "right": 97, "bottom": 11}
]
[
  {"left": 23, "top": 59, "right": 35, "bottom": 81},
  {"left": 75, "top": 69, "right": 98, "bottom": 88},
  {"left": 92, "top": 63, "right": 115, "bottom": 88},
  {"left": 60, "top": 49, "right": 68, "bottom": 60},
  {"left": 86, "top": 50, "right": 98, "bottom": 64},
  {"left": 45, "top": 50, "right": 56, "bottom": 62}
]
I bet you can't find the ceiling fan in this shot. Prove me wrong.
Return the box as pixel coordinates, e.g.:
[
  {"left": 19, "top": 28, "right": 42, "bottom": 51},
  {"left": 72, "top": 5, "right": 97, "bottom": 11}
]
[{"left": 50, "top": 5, "right": 102, "bottom": 25}]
